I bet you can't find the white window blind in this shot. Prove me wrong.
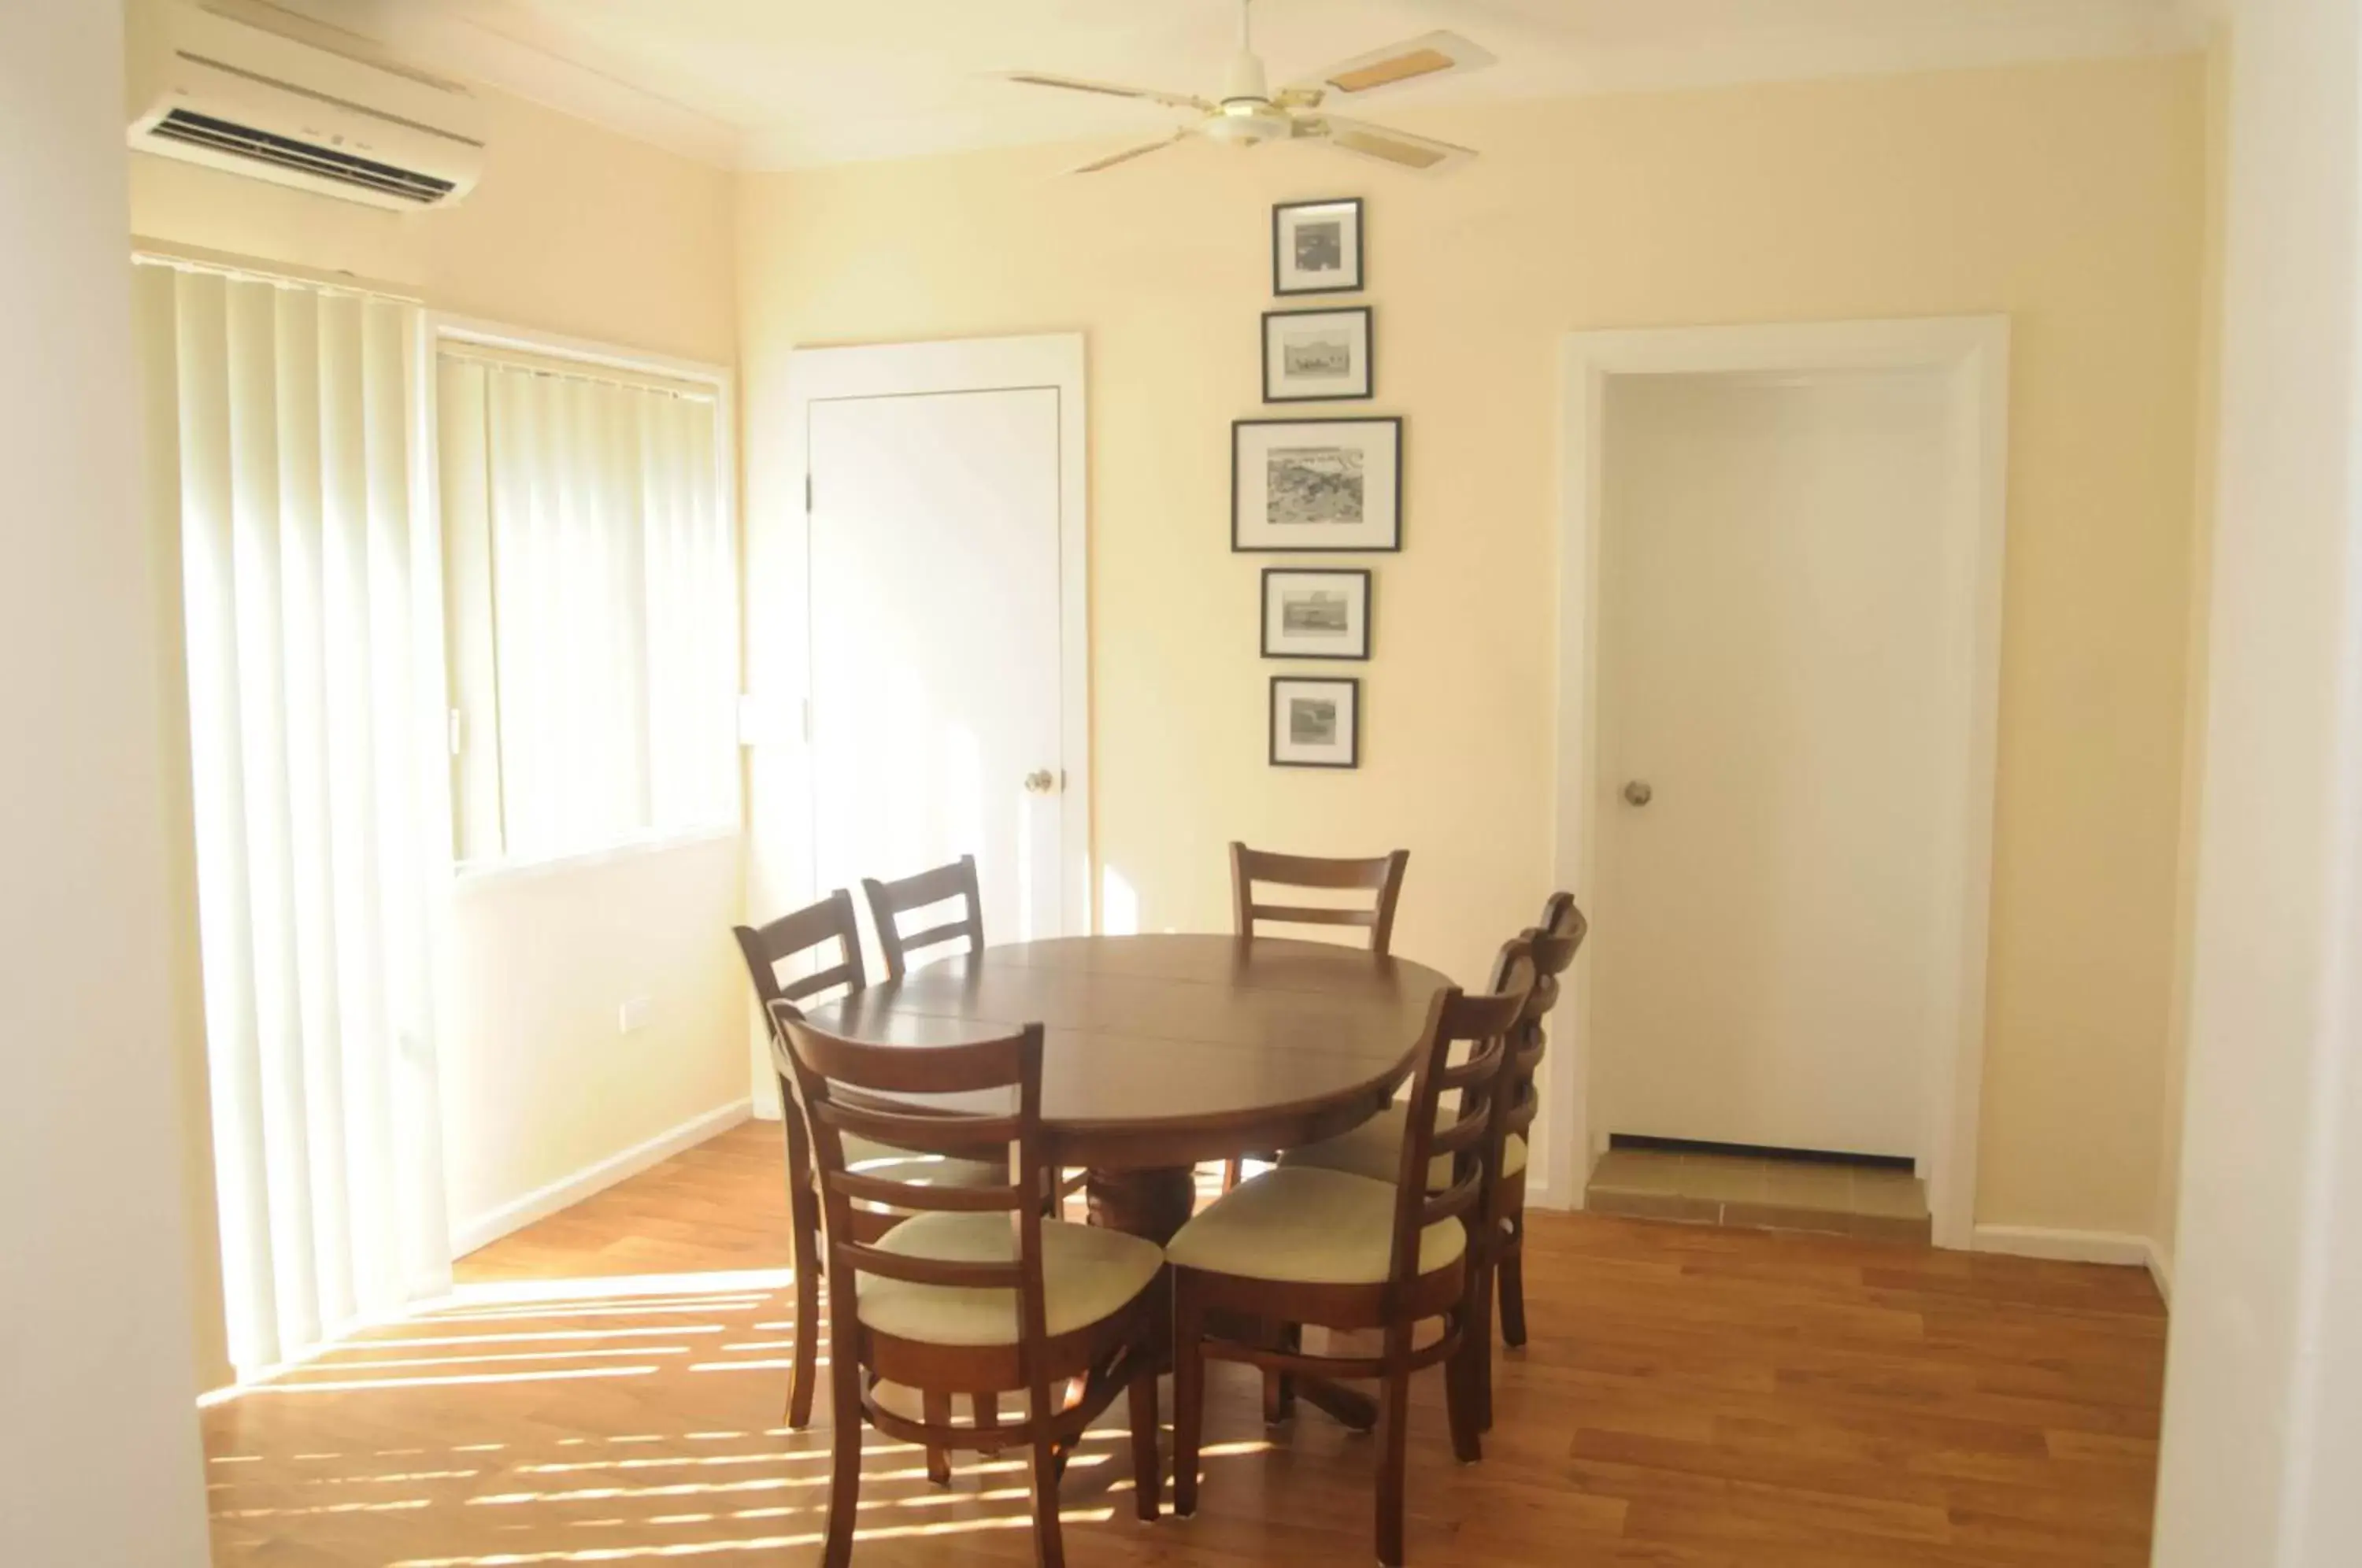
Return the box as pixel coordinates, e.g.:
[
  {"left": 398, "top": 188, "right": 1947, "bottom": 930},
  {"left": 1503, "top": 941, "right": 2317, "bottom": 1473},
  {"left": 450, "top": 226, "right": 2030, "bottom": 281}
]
[
  {"left": 437, "top": 349, "right": 738, "bottom": 866},
  {"left": 135, "top": 258, "right": 452, "bottom": 1377}
]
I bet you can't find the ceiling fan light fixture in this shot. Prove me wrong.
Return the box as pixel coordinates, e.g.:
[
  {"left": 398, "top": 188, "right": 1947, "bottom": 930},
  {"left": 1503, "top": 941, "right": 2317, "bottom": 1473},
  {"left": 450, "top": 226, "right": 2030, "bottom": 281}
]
[
  {"left": 1204, "top": 104, "right": 1288, "bottom": 146},
  {"left": 1220, "top": 45, "right": 1271, "bottom": 107},
  {"left": 1006, "top": 2, "right": 1491, "bottom": 176}
]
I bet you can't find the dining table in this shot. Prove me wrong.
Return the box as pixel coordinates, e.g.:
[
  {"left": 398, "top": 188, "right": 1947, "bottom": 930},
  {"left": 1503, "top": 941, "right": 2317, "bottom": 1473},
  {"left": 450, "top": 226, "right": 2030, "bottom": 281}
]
[{"left": 801, "top": 930, "right": 1455, "bottom": 1247}]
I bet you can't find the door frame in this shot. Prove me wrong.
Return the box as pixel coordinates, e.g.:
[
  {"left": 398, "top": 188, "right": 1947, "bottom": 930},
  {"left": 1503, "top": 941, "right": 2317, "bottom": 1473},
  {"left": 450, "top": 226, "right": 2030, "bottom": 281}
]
[
  {"left": 783, "top": 333, "right": 1093, "bottom": 933},
  {"left": 1547, "top": 316, "right": 2008, "bottom": 1250}
]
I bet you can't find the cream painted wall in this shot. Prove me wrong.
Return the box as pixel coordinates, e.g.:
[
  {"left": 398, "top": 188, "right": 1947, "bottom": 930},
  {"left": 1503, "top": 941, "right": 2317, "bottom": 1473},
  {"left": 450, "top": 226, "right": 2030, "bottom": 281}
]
[
  {"left": 0, "top": 2, "right": 211, "bottom": 1560},
  {"left": 126, "top": 56, "right": 746, "bottom": 1387},
  {"left": 2153, "top": 0, "right": 2362, "bottom": 1559},
  {"left": 739, "top": 54, "right": 2208, "bottom": 1239},
  {"left": 2152, "top": 37, "right": 2231, "bottom": 1296},
  {"left": 441, "top": 839, "right": 750, "bottom": 1242}
]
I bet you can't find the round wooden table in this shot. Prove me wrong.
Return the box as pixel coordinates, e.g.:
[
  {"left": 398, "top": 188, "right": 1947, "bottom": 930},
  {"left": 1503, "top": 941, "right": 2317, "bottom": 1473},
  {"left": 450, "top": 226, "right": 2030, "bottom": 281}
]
[{"left": 802, "top": 933, "right": 1454, "bottom": 1244}]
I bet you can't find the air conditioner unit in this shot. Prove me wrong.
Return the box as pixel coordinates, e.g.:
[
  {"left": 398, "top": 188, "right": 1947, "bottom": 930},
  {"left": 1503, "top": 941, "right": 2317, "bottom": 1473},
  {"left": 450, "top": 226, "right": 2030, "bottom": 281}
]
[{"left": 128, "top": 2, "right": 485, "bottom": 211}]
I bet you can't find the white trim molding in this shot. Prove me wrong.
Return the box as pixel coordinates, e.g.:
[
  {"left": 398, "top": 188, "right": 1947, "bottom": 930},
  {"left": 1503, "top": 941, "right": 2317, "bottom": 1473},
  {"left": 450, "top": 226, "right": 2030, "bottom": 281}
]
[
  {"left": 1545, "top": 316, "right": 2010, "bottom": 1253},
  {"left": 449, "top": 1099, "right": 751, "bottom": 1258},
  {"left": 779, "top": 333, "right": 1094, "bottom": 935},
  {"left": 430, "top": 313, "right": 739, "bottom": 393},
  {"left": 1974, "top": 1225, "right": 2174, "bottom": 1300}
]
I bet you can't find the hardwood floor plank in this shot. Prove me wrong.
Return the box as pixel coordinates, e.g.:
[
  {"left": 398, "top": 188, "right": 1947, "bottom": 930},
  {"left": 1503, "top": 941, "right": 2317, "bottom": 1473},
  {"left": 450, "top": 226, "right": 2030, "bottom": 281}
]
[{"left": 201, "top": 1122, "right": 2166, "bottom": 1566}]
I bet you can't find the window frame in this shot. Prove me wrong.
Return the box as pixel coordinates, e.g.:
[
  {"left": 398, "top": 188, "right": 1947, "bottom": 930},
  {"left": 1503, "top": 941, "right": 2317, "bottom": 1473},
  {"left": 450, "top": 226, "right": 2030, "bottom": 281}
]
[{"left": 420, "top": 314, "right": 742, "bottom": 885}]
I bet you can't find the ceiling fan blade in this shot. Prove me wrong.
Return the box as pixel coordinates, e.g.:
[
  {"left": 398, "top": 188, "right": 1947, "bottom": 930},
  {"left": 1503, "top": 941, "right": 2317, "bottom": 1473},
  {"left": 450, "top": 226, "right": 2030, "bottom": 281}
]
[
  {"left": 1298, "top": 114, "right": 1477, "bottom": 175},
  {"left": 1067, "top": 128, "right": 1195, "bottom": 175},
  {"left": 1279, "top": 31, "right": 1497, "bottom": 107},
  {"left": 999, "top": 70, "right": 1213, "bottom": 113}
]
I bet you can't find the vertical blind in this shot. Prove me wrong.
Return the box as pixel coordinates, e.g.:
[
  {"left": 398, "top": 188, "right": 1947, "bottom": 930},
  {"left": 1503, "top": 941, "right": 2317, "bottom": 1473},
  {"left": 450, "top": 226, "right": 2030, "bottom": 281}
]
[
  {"left": 437, "top": 353, "right": 736, "bottom": 864},
  {"left": 135, "top": 261, "right": 451, "bottom": 1375}
]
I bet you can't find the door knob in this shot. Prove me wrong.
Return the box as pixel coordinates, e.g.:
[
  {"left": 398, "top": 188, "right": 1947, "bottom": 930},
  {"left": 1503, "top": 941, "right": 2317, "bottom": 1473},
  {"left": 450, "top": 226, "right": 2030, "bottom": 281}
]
[
  {"left": 1622, "top": 780, "right": 1653, "bottom": 807},
  {"left": 1024, "top": 768, "right": 1058, "bottom": 795}
]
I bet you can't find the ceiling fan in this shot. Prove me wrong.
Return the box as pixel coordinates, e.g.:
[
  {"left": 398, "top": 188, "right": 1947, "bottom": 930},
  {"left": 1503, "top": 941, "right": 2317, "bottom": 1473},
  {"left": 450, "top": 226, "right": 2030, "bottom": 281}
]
[{"left": 1001, "top": 0, "right": 1496, "bottom": 175}]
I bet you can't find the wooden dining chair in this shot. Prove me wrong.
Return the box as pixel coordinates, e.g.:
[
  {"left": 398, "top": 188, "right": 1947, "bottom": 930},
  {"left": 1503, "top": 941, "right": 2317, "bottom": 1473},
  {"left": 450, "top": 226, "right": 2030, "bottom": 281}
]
[
  {"left": 1488, "top": 894, "right": 1586, "bottom": 1400},
  {"left": 1277, "top": 898, "right": 1587, "bottom": 1430},
  {"left": 1230, "top": 841, "right": 1411, "bottom": 955},
  {"left": 1224, "top": 841, "right": 1412, "bottom": 1188},
  {"left": 859, "top": 854, "right": 1090, "bottom": 1217},
  {"left": 862, "top": 854, "right": 986, "bottom": 981},
  {"left": 731, "top": 889, "right": 1002, "bottom": 1431},
  {"left": 776, "top": 1008, "right": 1168, "bottom": 1568},
  {"left": 1167, "top": 944, "right": 1535, "bottom": 1568}
]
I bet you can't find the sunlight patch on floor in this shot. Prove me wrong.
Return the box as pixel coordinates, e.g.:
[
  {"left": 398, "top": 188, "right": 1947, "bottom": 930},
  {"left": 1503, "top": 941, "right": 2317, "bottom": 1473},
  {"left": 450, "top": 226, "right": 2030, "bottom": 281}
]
[
  {"left": 229, "top": 1366, "right": 662, "bottom": 1396},
  {"left": 388, "top": 1508, "right": 1113, "bottom": 1566},
  {"left": 432, "top": 1269, "right": 801, "bottom": 1307}
]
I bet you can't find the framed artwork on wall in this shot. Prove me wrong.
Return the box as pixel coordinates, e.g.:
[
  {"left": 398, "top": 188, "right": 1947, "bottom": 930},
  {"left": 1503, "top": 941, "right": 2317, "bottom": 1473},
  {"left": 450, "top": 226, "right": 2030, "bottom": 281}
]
[
  {"left": 1232, "top": 416, "right": 1401, "bottom": 552},
  {"left": 1261, "top": 568, "right": 1372, "bottom": 660},
  {"left": 1263, "top": 305, "right": 1373, "bottom": 401},
  {"left": 1272, "top": 197, "right": 1364, "bottom": 295},
  {"left": 1270, "top": 675, "right": 1361, "bottom": 768}
]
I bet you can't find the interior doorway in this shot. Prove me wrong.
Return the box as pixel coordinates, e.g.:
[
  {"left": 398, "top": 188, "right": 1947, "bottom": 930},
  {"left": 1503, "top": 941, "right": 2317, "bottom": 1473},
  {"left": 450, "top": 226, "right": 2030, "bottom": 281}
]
[
  {"left": 1550, "top": 318, "right": 2008, "bottom": 1249},
  {"left": 783, "top": 335, "right": 1091, "bottom": 965},
  {"left": 808, "top": 386, "right": 1064, "bottom": 953},
  {"left": 789, "top": 338, "right": 1091, "bottom": 963}
]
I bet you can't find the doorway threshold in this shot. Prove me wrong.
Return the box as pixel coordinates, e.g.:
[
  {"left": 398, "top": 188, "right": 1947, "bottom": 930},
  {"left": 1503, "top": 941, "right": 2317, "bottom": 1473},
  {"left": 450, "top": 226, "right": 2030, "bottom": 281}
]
[{"left": 1584, "top": 1140, "right": 1931, "bottom": 1245}]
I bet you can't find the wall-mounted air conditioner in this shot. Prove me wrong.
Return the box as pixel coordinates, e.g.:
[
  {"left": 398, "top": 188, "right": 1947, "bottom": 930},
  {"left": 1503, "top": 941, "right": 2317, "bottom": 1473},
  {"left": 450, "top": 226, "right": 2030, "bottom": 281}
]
[{"left": 128, "top": 2, "right": 486, "bottom": 211}]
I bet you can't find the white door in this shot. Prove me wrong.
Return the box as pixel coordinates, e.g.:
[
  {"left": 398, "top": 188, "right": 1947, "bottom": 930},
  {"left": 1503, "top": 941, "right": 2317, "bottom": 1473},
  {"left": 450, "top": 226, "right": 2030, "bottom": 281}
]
[
  {"left": 1592, "top": 368, "right": 1958, "bottom": 1159},
  {"left": 807, "top": 387, "right": 1067, "bottom": 950}
]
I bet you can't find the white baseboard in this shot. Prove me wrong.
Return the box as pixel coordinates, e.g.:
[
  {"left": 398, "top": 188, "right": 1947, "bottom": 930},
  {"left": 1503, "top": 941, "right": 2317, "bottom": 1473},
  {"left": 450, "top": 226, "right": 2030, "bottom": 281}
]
[
  {"left": 1971, "top": 1224, "right": 2157, "bottom": 1269},
  {"left": 2145, "top": 1238, "right": 2174, "bottom": 1304},
  {"left": 450, "top": 1098, "right": 752, "bottom": 1259}
]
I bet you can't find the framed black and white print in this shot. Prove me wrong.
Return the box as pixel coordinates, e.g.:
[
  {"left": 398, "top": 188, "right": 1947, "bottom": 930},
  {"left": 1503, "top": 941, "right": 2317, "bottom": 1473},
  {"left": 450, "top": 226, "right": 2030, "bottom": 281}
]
[
  {"left": 1263, "top": 306, "right": 1373, "bottom": 402},
  {"left": 1262, "top": 568, "right": 1371, "bottom": 660},
  {"left": 1232, "top": 416, "right": 1402, "bottom": 553},
  {"left": 1273, "top": 197, "right": 1364, "bottom": 295},
  {"left": 1270, "top": 676, "right": 1361, "bottom": 768}
]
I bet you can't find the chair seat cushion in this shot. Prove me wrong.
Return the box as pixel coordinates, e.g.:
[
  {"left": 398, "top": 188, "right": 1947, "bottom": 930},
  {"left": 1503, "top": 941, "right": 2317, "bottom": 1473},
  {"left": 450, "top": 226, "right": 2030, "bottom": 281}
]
[
  {"left": 842, "top": 1132, "right": 1004, "bottom": 1189},
  {"left": 1165, "top": 1166, "right": 1466, "bottom": 1286},
  {"left": 839, "top": 1133, "right": 1005, "bottom": 1216},
  {"left": 1279, "top": 1104, "right": 1449, "bottom": 1189},
  {"left": 1278, "top": 1108, "right": 1530, "bottom": 1189},
  {"left": 855, "top": 1212, "right": 1164, "bottom": 1347}
]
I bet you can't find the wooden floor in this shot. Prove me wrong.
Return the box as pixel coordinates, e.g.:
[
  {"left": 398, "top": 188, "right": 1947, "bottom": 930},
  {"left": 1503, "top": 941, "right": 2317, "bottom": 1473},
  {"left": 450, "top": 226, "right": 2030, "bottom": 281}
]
[{"left": 203, "top": 1122, "right": 2168, "bottom": 1567}]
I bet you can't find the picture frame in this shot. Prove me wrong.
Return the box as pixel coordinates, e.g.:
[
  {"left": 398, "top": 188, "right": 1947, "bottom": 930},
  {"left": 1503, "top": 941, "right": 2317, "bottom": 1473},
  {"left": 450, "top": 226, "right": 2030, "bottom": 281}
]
[
  {"left": 1232, "top": 416, "right": 1402, "bottom": 553},
  {"left": 1261, "top": 568, "right": 1372, "bottom": 660},
  {"left": 1263, "top": 306, "right": 1374, "bottom": 402},
  {"left": 1270, "top": 676, "right": 1361, "bottom": 768},
  {"left": 1272, "top": 197, "right": 1364, "bottom": 295}
]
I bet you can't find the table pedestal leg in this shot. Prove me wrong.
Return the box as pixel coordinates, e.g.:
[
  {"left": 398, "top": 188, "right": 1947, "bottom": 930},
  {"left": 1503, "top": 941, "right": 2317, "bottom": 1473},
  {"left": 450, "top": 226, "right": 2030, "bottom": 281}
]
[
  {"left": 1297, "top": 1378, "right": 1379, "bottom": 1430},
  {"left": 1270, "top": 1328, "right": 1380, "bottom": 1432},
  {"left": 1086, "top": 1165, "right": 1197, "bottom": 1245}
]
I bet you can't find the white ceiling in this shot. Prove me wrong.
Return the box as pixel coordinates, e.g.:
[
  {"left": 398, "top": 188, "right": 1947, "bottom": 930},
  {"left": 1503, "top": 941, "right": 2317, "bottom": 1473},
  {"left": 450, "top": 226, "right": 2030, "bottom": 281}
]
[{"left": 263, "top": 0, "right": 2212, "bottom": 169}]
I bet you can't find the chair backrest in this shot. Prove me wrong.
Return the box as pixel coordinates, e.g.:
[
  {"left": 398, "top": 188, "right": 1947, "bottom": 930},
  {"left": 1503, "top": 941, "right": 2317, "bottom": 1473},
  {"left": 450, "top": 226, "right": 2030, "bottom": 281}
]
[
  {"left": 1230, "top": 841, "right": 1411, "bottom": 956},
  {"left": 774, "top": 1007, "right": 1054, "bottom": 1359},
  {"left": 1502, "top": 893, "right": 1588, "bottom": 1147},
  {"left": 862, "top": 855, "right": 986, "bottom": 982},
  {"left": 733, "top": 887, "right": 868, "bottom": 1023},
  {"left": 1387, "top": 941, "right": 1536, "bottom": 1290},
  {"left": 733, "top": 891, "right": 870, "bottom": 1195}
]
